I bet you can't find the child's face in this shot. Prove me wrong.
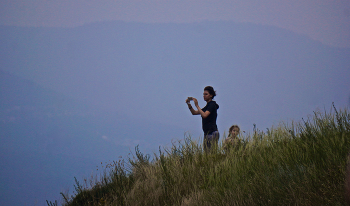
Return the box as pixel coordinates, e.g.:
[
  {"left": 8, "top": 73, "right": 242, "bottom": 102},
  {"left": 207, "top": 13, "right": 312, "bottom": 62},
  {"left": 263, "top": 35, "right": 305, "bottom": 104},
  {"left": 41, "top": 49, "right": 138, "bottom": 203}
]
[{"left": 231, "top": 127, "right": 239, "bottom": 138}]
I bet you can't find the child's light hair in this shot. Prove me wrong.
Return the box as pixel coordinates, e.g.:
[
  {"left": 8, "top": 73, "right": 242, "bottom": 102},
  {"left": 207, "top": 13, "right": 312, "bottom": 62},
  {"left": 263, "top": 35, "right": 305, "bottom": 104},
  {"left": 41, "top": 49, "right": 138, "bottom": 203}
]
[{"left": 229, "top": 125, "right": 240, "bottom": 133}]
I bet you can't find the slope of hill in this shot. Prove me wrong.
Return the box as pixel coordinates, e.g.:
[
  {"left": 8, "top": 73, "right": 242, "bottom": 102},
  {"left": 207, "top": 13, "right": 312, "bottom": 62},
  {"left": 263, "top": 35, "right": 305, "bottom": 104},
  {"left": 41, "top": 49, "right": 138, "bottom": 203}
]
[{"left": 52, "top": 107, "right": 350, "bottom": 206}]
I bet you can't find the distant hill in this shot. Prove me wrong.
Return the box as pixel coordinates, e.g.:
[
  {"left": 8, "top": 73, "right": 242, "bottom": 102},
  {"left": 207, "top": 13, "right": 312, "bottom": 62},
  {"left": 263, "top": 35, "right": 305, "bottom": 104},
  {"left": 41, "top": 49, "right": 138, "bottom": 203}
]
[
  {"left": 0, "top": 70, "right": 94, "bottom": 123},
  {"left": 0, "top": 70, "right": 184, "bottom": 206}
]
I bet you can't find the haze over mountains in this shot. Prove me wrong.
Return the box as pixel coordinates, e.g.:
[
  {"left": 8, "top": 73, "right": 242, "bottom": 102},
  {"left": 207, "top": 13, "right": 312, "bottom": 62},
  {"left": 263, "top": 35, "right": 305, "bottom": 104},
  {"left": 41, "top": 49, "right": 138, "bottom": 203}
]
[
  {"left": 0, "top": 21, "right": 349, "bottom": 205},
  {"left": 0, "top": 70, "right": 183, "bottom": 205},
  {"left": 1, "top": 21, "right": 349, "bottom": 129}
]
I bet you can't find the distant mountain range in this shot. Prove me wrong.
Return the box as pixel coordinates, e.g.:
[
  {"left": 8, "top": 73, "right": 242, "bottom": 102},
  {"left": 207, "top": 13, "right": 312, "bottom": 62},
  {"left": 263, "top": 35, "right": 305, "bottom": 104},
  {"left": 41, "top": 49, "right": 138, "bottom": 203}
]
[
  {"left": 0, "top": 21, "right": 349, "bottom": 131},
  {"left": 0, "top": 70, "right": 95, "bottom": 123},
  {"left": 0, "top": 69, "right": 183, "bottom": 205}
]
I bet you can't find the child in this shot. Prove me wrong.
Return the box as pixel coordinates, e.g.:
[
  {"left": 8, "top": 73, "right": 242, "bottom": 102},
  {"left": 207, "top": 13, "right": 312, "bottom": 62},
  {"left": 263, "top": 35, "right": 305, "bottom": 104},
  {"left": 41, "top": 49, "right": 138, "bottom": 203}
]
[{"left": 223, "top": 125, "right": 241, "bottom": 151}]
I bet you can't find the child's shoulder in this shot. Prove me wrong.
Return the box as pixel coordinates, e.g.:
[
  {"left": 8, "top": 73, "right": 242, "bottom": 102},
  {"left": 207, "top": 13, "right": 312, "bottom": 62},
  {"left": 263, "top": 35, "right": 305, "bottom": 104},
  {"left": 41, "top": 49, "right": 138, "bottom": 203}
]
[
  {"left": 224, "top": 137, "right": 236, "bottom": 144},
  {"left": 224, "top": 138, "right": 231, "bottom": 144}
]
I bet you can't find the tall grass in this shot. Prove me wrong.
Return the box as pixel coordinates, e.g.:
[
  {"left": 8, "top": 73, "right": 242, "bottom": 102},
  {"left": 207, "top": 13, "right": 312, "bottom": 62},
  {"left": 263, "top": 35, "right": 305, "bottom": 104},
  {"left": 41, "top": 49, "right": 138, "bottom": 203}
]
[{"left": 49, "top": 106, "right": 350, "bottom": 205}]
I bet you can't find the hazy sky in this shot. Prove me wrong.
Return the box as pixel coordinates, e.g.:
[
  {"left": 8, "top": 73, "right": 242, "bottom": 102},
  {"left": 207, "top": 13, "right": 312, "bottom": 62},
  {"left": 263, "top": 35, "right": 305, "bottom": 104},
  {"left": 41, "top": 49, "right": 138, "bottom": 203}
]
[{"left": 1, "top": 0, "right": 350, "bottom": 47}]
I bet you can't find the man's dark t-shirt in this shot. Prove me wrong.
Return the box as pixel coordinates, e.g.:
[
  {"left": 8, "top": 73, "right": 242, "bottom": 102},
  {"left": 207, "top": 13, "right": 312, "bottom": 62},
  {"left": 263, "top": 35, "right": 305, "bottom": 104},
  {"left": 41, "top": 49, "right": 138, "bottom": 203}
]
[{"left": 201, "top": 101, "right": 219, "bottom": 135}]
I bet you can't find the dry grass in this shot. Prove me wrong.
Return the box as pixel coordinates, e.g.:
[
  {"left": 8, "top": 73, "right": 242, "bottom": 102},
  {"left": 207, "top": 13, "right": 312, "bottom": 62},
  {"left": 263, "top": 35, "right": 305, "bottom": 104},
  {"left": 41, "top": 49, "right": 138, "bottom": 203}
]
[{"left": 48, "top": 106, "right": 350, "bottom": 206}]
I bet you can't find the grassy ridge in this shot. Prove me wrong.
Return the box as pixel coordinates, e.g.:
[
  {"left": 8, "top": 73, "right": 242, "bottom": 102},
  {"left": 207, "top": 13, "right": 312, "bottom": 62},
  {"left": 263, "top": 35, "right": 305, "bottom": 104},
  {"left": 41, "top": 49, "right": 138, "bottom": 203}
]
[{"left": 48, "top": 106, "right": 350, "bottom": 205}]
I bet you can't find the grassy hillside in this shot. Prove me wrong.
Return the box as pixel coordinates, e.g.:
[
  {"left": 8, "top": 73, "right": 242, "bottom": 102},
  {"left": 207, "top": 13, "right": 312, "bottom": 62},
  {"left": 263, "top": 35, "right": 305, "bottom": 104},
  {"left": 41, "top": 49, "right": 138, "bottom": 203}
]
[{"left": 48, "top": 105, "right": 350, "bottom": 205}]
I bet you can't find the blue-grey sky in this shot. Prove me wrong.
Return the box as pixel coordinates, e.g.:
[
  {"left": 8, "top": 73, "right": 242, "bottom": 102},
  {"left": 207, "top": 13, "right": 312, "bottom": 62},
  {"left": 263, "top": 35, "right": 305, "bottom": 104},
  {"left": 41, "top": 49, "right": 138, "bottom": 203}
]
[{"left": 1, "top": 0, "right": 350, "bottom": 47}]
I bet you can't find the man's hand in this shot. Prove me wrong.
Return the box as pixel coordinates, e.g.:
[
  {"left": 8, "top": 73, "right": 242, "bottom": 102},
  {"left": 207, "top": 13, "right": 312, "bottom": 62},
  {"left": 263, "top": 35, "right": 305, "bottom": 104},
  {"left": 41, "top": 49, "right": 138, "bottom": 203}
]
[{"left": 193, "top": 98, "right": 199, "bottom": 107}]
